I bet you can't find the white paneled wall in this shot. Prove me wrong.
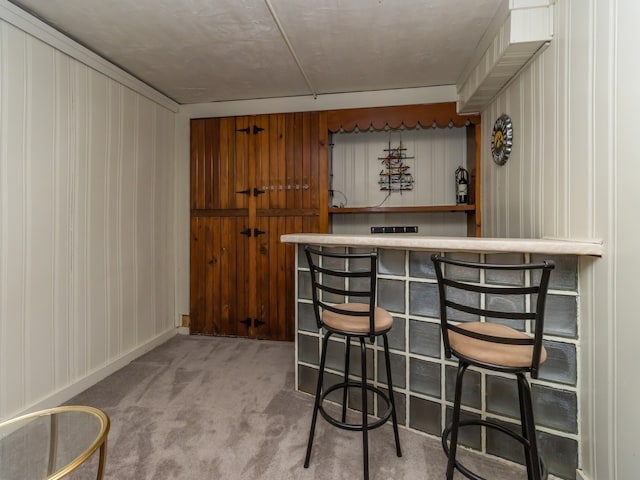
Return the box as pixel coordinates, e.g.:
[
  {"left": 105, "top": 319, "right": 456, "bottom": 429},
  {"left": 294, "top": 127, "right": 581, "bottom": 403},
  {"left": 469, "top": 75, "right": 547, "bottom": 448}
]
[
  {"left": 331, "top": 128, "right": 467, "bottom": 208},
  {"left": 0, "top": 19, "right": 176, "bottom": 420},
  {"left": 330, "top": 127, "right": 468, "bottom": 235},
  {"left": 480, "top": 0, "right": 640, "bottom": 478}
]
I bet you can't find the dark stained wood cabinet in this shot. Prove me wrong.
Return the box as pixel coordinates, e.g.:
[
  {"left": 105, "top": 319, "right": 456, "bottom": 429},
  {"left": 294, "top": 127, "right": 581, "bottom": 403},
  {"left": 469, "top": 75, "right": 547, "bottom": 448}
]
[{"left": 190, "top": 112, "right": 328, "bottom": 341}]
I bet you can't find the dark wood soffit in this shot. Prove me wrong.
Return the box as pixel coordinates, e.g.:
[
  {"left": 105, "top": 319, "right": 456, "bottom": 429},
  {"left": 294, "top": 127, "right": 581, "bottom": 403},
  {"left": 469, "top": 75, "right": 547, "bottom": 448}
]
[{"left": 326, "top": 102, "right": 480, "bottom": 133}]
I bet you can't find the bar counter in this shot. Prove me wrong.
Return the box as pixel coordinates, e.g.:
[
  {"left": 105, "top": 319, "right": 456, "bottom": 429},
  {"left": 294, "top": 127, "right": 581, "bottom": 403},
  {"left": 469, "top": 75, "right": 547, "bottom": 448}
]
[{"left": 281, "top": 233, "right": 602, "bottom": 479}]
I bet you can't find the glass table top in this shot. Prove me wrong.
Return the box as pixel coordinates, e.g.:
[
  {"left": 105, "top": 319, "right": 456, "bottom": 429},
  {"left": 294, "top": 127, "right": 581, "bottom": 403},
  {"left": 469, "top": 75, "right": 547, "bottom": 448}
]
[{"left": 0, "top": 406, "right": 110, "bottom": 480}]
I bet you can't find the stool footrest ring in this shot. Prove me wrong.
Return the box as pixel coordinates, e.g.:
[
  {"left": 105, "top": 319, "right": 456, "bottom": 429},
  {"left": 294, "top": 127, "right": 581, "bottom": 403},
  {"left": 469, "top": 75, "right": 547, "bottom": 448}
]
[
  {"left": 319, "top": 381, "right": 392, "bottom": 432},
  {"left": 442, "top": 419, "right": 547, "bottom": 480}
]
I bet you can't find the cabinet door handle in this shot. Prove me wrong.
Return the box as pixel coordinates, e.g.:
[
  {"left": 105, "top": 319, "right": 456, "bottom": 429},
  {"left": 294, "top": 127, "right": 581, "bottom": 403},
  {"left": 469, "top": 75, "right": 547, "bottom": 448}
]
[
  {"left": 236, "top": 127, "right": 250, "bottom": 134},
  {"left": 252, "top": 125, "right": 264, "bottom": 134},
  {"left": 253, "top": 187, "right": 265, "bottom": 196},
  {"left": 253, "top": 228, "right": 266, "bottom": 237},
  {"left": 236, "top": 188, "right": 251, "bottom": 195},
  {"left": 240, "top": 228, "right": 252, "bottom": 237}
]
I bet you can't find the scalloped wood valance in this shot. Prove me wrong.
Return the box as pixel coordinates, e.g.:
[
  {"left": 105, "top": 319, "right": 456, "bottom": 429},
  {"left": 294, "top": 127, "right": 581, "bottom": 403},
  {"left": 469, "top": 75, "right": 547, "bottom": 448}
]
[{"left": 326, "top": 102, "right": 480, "bottom": 133}]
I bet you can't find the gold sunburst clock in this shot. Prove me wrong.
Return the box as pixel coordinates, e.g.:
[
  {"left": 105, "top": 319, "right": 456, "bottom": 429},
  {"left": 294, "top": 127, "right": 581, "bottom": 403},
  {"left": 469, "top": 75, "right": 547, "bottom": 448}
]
[{"left": 491, "top": 114, "right": 513, "bottom": 166}]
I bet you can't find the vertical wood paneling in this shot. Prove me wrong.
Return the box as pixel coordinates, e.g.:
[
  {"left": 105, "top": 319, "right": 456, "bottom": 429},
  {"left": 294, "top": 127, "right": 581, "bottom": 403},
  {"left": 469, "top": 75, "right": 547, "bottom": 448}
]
[
  {"left": 1, "top": 24, "right": 28, "bottom": 414},
  {"left": 481, "top": 2, "right": 630, "bottom": 479},
  {"left": 87, "top": 69, "right": 109, "bottom": 370},
  {"left": 0, "top": 19, "right": 176, "bottom": 420},
  {"left": 25, "top": 35, "right": 56, "bottom": 401},
  {"left": 53, "top": 50, "right": 72, "bottom": 388}
]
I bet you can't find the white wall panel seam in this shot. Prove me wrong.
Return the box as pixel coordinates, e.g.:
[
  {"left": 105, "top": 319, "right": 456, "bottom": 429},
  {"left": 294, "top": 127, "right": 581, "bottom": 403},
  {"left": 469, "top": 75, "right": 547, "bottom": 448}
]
[
  {"left": 116, "top": 85, "right": 123, "bottom": 354},
  {"left": 151, "top": 107, "right": 158, "bottom": 333},
  {"left": 0, "top": 20, "right": 6, "bottom": 414},
  {"left": 23, "top": 32, "right": 31, "bottom": 404},
  {"left": 51, "top": 46, "right": 58, "bottom": 391},
  {"left": 133, "top": 95, "right": 140, "bottom": 346},
  {"left": 520, "top": 74, "right": 525, "bottom": 237},
  {"left": 84, "top": 67, "right": 91, "bottom": 377},
  {"left": 562, "top": 0, "right": 571, "bottom": 237},
  {"left": 609, "top": 0, "right": 619, "bottom": 476},
  {"left": 105, "top": 81, "right": 112, "bottom": 360}
]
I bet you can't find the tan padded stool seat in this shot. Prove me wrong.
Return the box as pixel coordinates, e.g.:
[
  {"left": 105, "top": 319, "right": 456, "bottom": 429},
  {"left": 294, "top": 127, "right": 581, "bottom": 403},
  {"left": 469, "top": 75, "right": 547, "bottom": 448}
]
[
  {"left": 449, "top": 322, "right": 547, "bottom": 368},
  {"left": 322, "top": 303, "right": 393, "bottom": 333}
]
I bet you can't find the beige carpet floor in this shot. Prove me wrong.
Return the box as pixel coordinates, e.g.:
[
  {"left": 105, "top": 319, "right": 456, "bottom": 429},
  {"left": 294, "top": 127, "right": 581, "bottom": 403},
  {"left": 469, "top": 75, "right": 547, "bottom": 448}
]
[{"left": 65, "top": 334, "right": 530, "bottom": 479}]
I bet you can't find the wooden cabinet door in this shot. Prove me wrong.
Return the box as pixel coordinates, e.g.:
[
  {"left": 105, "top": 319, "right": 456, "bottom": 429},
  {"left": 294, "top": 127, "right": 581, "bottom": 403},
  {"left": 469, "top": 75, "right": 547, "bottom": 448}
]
[
  {"left": 190, "top": 116, "right": 253, "bottom": 336},
  {"left": 190, "top": 215, "right": 251, "bottom": 336},
  {"left": 190, "top": 112, "right": 328, "bottom": 341}
]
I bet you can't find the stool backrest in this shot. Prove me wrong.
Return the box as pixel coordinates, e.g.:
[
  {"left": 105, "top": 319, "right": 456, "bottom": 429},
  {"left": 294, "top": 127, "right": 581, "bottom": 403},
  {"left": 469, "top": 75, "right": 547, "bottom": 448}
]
[
  {"left": 431, "top": 254, "right": 555, "bottom": 378},
  {"left": 305, "top": 245, "right": 378, "bottom": 338}
]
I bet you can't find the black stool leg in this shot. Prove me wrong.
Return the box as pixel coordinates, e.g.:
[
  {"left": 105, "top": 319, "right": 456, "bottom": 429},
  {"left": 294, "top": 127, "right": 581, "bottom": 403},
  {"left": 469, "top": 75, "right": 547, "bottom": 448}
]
[
  {"left": 342, "top": 336, "right": 351, "bottom": 423},
  {"left": 517, "top": 373, "right": 543, "bottom": 480},
  {"left": 360, "top": 337, "right": 369, "bottom": 480},
  {"left": 446, "top": 361, "right": 469, "bottom": 480},
  {"left": 382, "top": 334, "right": 402, "bottom": 457},
  {"left": 304, "top": 331, "right": 331, "bottom": 468}
]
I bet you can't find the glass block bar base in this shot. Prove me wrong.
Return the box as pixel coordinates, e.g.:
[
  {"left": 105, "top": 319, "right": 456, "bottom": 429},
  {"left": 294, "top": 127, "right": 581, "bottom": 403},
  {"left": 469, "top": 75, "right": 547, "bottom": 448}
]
[{"left": 295, "top": 245, "right": 581, "bottom": 480}]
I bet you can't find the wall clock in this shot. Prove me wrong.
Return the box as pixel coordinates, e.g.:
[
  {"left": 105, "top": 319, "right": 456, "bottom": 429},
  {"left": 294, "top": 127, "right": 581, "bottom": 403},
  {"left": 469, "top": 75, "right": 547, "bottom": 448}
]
[{"left": 490, "top": 114, "right": 513, "bottom": 165}]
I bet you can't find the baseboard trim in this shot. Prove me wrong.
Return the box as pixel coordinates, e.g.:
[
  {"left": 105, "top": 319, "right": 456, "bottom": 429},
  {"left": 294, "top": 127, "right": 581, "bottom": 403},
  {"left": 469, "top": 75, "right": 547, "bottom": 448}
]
[{"left": 7, "top": 328, "right": 178, "bottom": 420}]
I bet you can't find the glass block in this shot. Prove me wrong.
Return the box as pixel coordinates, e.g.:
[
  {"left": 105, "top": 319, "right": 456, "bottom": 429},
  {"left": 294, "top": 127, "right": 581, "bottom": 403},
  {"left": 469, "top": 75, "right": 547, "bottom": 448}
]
[
  {"left": 387, "top": 316, "right": 406, "bottom": 351},
  {"left": 298, "top": 302, "right": 319, "bottom": 332},
  {"left": 532, "top": 254, "right": 578, "bottom": 292},
  {"left": 409, "top": 396, "right": 441, "bottom": 436},
  {"left": 486, "top": 417, "right": 525, "bottom": 464},
  {"left": 348, "top": 383, "right": 375, "bottom": 415},
  {"left": 322, "top": 248, "right": 346, "bottom": 270},
  {"left": 379, "top": 249, "right": 405, "bottom": 275},
  {"left": 445, "top": 407, "right": 482, "bottom": 450},
  {"left": 349, "top": 276, "right": 371, "bottom": 297},
  {"left": 323, "top": 371, "right": 344, "bottom": 404},
  {"left": 298, "top": 271, "right": 312, "bottom": 300},
  {"left": 409, "top": 358, "right": 440, "bottom": 397},
  {"left": 379, "top": 388, "right": 406, "bottom": 426},
  {"left": 298, "top": 243, "right": 311, "bottom": 269},
  {"left": 445, "top": 365, "right": 481, "bottom": 409},
  {"left": 543, "top": 294, "right": 577, "bottom": 338},
  {"left": 298, "top": 333, "right": 319, "bottom": 365},
  {"left": 485, "top": 294, "right": 525, "bottom": 330},
  {"left": 409, "top": 319, "right": 441, "bottom": 358},
  {"left": 539, "top": 340, "right": 577, "bottom": 386},
  {"left": 349, "top": 252, "right": 372, "bottom": 272},
  {"left": 325, "top": 337, "right": 347, "bottom": 372},
  {"left": 538, "top": 430, "right": 578, "bottom": 479},
  {"left": 322, "top": 273, "right": 345, "bottom": 304},
  {"left": 486, "top": 376, "right": 519, "bottom": 419},
  {"left": 447, "top": 252, "right": 481, "bottom": 281},
  {"left": 409, "top": 282, "right": 439, "bottom": 318},
  {"left": 446, "top": 287, "right": 480, "bottom": 323},
  {"left": 377, "top": 351, "right": 406, "bottom": 389},
  {"left": 532, "top": 384, "right": 577, "bottom": 433},
  {"left": 485, "top": 255, "right": 526, "bottom": 286},
  {"left": 326, "top": 338, "right": 374, "bottom": 380},
  {"left": 298, "top": 364, "right": 318, "bottom": 395},
  {"left": 409, "top": 250, "right": 438, "bottom": 279},
  {"left": 378, "top": 278, "right": 405, "bottom": 314}
]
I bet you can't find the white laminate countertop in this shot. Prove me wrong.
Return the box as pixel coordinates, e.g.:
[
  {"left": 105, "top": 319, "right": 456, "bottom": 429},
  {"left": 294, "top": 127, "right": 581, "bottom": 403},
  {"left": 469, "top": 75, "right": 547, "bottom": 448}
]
[{"left": 280, "top": 233, "right": 603, "bottom": 257}]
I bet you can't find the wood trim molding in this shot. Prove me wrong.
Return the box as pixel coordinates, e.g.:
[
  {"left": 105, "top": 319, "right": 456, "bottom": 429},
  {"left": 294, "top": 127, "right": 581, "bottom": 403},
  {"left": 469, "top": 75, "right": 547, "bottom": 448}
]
[{"left": 327, "top": 102, "right": 480, "bottom": 133}]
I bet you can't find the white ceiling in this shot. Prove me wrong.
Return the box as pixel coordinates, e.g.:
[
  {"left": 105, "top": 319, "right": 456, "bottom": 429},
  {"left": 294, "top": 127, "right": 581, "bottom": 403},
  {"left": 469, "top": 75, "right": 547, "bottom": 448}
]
[{"left": 9, "top": 0, "right": 503, "bottom": 105}]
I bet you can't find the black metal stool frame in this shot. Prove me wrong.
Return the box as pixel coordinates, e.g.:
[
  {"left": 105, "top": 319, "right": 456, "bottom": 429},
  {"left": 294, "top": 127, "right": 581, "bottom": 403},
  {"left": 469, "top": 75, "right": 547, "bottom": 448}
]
[
  {"left": 303, "top": 246, "right": 402, "bottom": 480},
  {"left": 431, "top": 254, "right": 555, "bottom": 480}
]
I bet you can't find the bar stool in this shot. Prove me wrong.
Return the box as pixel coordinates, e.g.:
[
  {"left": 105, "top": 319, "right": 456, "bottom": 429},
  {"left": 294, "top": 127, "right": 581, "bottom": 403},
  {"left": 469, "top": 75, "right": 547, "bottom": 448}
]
[
  {"left": 431, "top": 254, "right": 555, "bottom": 480},
  {"left": 303, "top": 245, "right": 402, "bottom": 480}
]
